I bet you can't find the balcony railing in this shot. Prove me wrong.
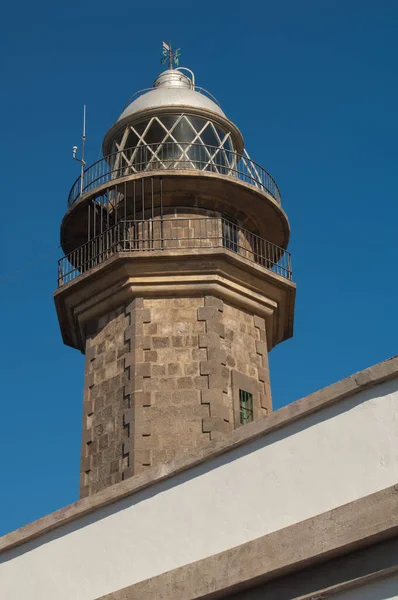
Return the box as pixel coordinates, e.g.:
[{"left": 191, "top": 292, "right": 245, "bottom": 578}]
[
  {"left": 67, "top": 143, "right": 281, "bottom": 207},
  {"left": 57, "top": 217, "right": 292, "bottom": 287}
]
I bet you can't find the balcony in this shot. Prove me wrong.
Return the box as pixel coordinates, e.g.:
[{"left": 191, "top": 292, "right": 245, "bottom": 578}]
[
  {"left": 67, "top": 143, "right": 282, "bottom": 207},
  {"left": 57, "top": 217, "right": 292, "bottom": 287}
]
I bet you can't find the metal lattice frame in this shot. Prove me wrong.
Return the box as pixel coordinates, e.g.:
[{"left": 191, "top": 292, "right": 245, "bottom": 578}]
[{"left": 112, "top": 114, "right": 236, "bottom": 175}]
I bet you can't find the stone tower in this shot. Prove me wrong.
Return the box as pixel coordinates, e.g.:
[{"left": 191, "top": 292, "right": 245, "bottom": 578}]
[{"left": 55, "top": 64, "right": 295, "bottom": 498}]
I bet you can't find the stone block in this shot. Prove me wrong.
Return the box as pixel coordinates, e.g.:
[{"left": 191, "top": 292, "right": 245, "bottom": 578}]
[
  {"left": 206, "top": 320, "right": 225, "bottom": 337},
  {"left": 84, "top": 400, "right": 94, "bottom": 416},
  {"left": 123, "top": 408, "right": 134, "bottom": 425},
  {"left": 104, "top": 350, "right": 116, "bottom": 365},
  {"left": 136, "top": 421, "right": 151, "bottom": 436},
  {"left": 202, "top": 417, "right": 230, "bottom": 434},
  {"left": 197, "top": 306, "right": 218, "bottom": 321},
  {"left": 97, "top": 341, "right": 106, "bottom": 354},
  {"left": 99, "top": 434, "right": 109, "bottom": 450},
  {"left": 208, "top": 374, "right": 229, "bottom": 393},
  {"left": 133, "top": 391, "right": 152, "bottom": 406},
  {"left": 80, "top": 485, "right": 90, "bottom": 499},
  {"left": 86, "top": 345, "right": 96, "bottom": 361},
  {"left": 192, "top": 348, "right": 207, "bottom": 361},
  {"left": 194, "top": 375, "right": 209, "bottom": 390},
  {"left": 86, "top": 439, "right": 98, "bottom": 455},
  {"left": 141, "top": 309, "right": 152, "bottom": 323},
  {"left": 210, "top": 402, "right": 231, "bottom": 421},
  {"left": 110, "top": 459, "right": 120, "bottom": 474},
  {"left": 104, "top": 362, "right": 119, "bottom": 380},
  {"left": 207, "top": 348, "right": 227, "bottom": 365},
  {"left": 225, "top": 329, "right": 234, "bottom": 342},
  {"left": 174, "top": 348, "right": 192, "bottom": 362},
  {"left": 210, "top": 430, "right": 226, "bottom": 441},
  {"left": 94, "top": 423, "right": 104, "bottom": 437},
  {"left": 111, "top": 472, "right": 123, "bottom": 485},
  {"left": 248, "top": 364, "right": 257, "bottom": 378},
  {"left": 258, "top": 367, "right": 268, "bottom": 383},
  {"left": 172, "top": 336, "right": 184, "bottom": 347},
  {"left": 122, "top": 466, "right": 134, "bottom": 479},
  {"left": 152, "top": 337, "right": 170, "bottom": 349},
  {"left": 84, "top": 372, "right": 94, "bottom": 389},
  {"left": 260, "top": 390, "right": 270, "bottom": 410},
  {"left": 83, "top": 428, "right": 93, "bottom": 444},
  {"left": 132, "top": 362, "right": 151, "bottom": 378},
  {"left": 157, "top": 323, "right": 173, "bottom": 336},
  {"left": 124, "top": 325, "right": 134, "bottom": 343},
  {"left": 169, "top": 390, "right": 200, "bottom": 405},
  {"left": 135, "top": 449, "right": 152, "bottom": 465},
  {"left": 145, "top": 323, "right": 158, "bottom": 335},
  {"left": 138, "top": 336, "right": 152, "bottom": 351},
  {"left": 204, "top": 296, "right": 224, "bottom": 312},
  {"left": 198, "top": 333, "right": 220, "bottom": 349},
  {"left": 200, "top": 361, "right": 220, "bottom": 376},
  {"left": 131, "top": 308, "right": 151, "bottom": 324},
  {"left": 117, "top": 345, "right": 129, "bottom": 359},
  {"left": 168, "top": 363, "right": 182, "bottom": 376},
  {"left": 80, "top": 456, "right": 91, "bottom": 473},
  {"left": 152, "top": 377, "right": 177, "bottom": 391},
  {"left": 254, "top": 315, "right": 266, "bottom": 330},
  {"left": 153, "top": 364, "right": 166, "bottom": 376},
  {"left": 126, "top": 298, "right": 144, "bottom": 314},
  {"left": 184, "top": 362, "right": 199, "bottom": 376},
  {"left": 143, "top": 378, "right": 162, "bottom": 392},
  {"left": 226, "top": 355, "right": 236, "bottom": 368},
  {"left": 134, "top": 376, "right": 146, "bottom": 392},
  {"left": 201, "top": 389, "right": 224, "bottom": 405},
  {"left": 144, "top": 350, "right": 158, "bottom": 362},
  {"left": 255, "top": 340, "right": 267, "bottom": 356},
  {"left": 124, "top": 380, "right": 134, "bottom": 396},
  {"left": 125, "top": 375, "right": 146, "bottom": 395},
  {"left": 177, "top": 377, "right": 194, "bottom": 390},
  {"left": 123, "top": 437, "right": 134, "bottom": 455}
]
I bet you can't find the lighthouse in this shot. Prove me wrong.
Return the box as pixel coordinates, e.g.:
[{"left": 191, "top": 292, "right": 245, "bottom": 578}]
[
  {"left": 3, "top": 47, "right": 398, "bottom": 600},
  {"left": 55, "top": 56, "right": 295, "bottom": 498}
]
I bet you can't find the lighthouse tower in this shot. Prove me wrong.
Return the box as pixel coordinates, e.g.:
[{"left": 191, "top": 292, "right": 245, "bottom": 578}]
[{"left": 55, "top": 60, "right": 295, "bottom": 498}]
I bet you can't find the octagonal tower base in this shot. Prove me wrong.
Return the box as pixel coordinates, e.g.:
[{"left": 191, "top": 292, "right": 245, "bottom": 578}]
[{"left": 55, "top": 246, "right": 294, "bottom": 497}]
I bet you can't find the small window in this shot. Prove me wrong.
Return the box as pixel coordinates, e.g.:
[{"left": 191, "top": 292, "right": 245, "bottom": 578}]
[{"left": 239, "top": 390, "right": 253, "bottom": 424}]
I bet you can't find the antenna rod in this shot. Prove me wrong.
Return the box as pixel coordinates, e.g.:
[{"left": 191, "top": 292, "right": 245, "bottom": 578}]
[
  {"left": 72, "top": 105, "right": 87, "bottom": 198},
  {"left": 169, "top": 41, "right": 172, "bottom": 70},
  {"left": 81, "top": 105, "right": 87, "bottom": 196}
]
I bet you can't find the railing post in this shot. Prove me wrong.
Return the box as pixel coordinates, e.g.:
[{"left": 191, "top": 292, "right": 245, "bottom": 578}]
[{"left": 57, "top": 261, "right": 63, "bottom": 287}]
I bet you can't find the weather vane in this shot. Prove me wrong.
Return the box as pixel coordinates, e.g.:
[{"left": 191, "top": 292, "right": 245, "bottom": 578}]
[{"left": 161, "top": 41, "right": 181, "bottom": 69}]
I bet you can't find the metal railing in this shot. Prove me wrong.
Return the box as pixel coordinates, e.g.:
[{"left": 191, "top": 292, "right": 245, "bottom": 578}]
[
  {"left": 57, "top": 217, "right": 292, "bottom": 287},
  {"left": 67, "top": 143, "right": 281, "bottom": 207}
]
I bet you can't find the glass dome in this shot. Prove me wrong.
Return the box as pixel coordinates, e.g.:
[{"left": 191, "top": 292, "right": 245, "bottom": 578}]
[
  {"left": 103, "top": 68, "right": 244, "bottom": 179},
  {"left": 109, "top": 113, "right": 236, "bottom": 176}
]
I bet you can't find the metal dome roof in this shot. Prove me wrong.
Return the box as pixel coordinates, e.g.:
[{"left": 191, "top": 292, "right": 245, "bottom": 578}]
[{"left": 118, "top": 69, "right": 226, "bottom": 121}]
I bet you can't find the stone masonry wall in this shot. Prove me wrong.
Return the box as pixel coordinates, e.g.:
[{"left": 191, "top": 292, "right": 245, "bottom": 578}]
[
  {"left": 80, "top": 295, "right": 272, "bottom": 498},
  {"left": 80, "top": 306, "right": 129, "bottom": 498},
  {"left": 221, "top": 305, "right": 271, "bottom": 424},
  {"left": 141, "top": 297, "right": 211, "bottom": 465}
]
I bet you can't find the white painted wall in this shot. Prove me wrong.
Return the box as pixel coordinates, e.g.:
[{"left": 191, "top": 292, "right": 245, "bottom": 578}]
[
  {"left": 333, "top": 573, "right": 398, "bottom": 600},
  {"left": 1, "top": 379, "right": 398, "bottom": 600}
]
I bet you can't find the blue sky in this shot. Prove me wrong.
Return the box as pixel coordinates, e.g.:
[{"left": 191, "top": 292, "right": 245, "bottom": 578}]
[{"left": 0, "top": 0, "right": 397, "bottom": 535}]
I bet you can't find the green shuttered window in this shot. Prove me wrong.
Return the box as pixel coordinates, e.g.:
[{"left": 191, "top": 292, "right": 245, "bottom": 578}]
[{"left": 239, "top": 390, "right": 253, "bottom": 425}]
